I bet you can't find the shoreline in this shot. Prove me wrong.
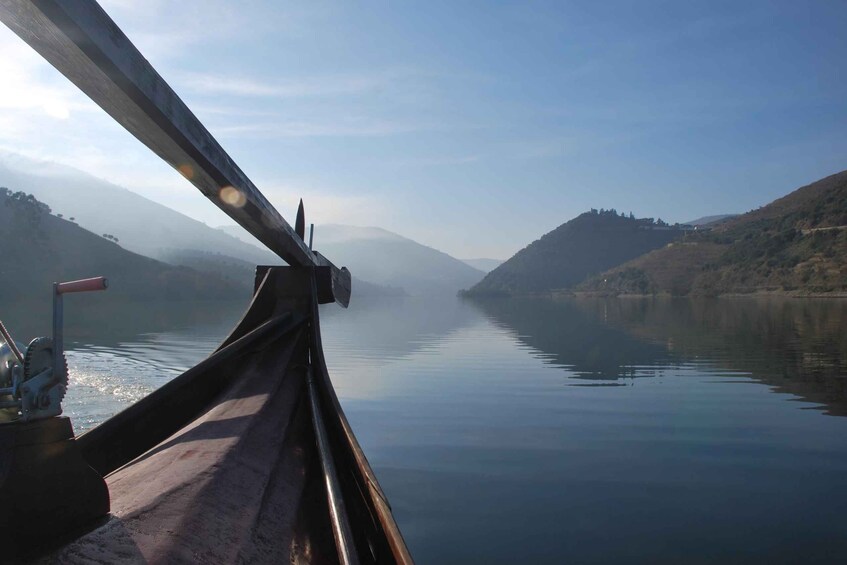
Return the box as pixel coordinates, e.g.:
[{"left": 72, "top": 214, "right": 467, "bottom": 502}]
[{"left": 463, "top": 289, "right": 847, "bottom": 300}]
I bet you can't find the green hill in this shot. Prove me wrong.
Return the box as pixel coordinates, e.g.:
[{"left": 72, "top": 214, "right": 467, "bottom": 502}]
[
  {"left": 0, "top": 187, "right": 243, "bottom": 301},
  {"left": 464, "top": 210, "right": 687, "bottom": 296},
  {"left": 580, "top": 170, "right": 847, "bottom": 296}
]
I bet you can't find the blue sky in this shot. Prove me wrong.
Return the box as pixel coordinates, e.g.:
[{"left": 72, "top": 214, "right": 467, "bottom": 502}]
[{"left": 1, "top": 0, "right": 846, "bottom": 259}]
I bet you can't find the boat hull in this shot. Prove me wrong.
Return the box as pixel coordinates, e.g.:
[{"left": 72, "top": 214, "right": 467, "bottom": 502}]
[{"left": 30, "top": 267, "right": 411, "bottom": 563}]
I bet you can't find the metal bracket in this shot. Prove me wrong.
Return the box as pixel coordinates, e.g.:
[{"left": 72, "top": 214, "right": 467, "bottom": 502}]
[{"left": 20, "top": 367, "right": 62, "bottom": 421}]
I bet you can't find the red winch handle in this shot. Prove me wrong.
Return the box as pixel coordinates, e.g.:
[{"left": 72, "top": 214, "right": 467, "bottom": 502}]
[{"left": 56, "top": 276, "right": 109, "bottom": 295}]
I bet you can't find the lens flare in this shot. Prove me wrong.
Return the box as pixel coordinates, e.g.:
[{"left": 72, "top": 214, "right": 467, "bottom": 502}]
[
  {"left": 177, "top": 163, "right": 194, "bottom": 179},
  {"left": 219, "top": 186, "right": 247, "bottom": 208}
]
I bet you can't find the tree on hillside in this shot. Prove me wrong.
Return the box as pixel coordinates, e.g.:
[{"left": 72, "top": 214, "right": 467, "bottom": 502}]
[{"left": 2, "top": 188, "right": 51, "bottom": 228}]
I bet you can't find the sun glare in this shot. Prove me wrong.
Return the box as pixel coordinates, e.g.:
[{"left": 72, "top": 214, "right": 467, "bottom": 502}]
[{"left": 219, "top": 185, "right": 246, "bottom": 208}]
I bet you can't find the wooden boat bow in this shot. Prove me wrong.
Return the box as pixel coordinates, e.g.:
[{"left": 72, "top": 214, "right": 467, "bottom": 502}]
[
  {"left": 58, "top": 267, "right": 411, "bottom": 564},
  {"left": 0, "top": 1, "right": 412, "bottom": 562}
]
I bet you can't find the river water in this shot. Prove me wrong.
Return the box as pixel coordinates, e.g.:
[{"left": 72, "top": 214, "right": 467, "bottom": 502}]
[{"left": 3, "top": 295, "right": 846, "bottom": 563}]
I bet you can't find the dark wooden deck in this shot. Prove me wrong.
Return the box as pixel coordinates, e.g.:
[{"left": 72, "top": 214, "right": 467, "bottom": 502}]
[{"left": 38, "top": 268, "right": 411, "bottom": 564}]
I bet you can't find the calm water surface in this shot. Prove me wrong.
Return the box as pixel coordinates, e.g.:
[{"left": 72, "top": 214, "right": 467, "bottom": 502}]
[{"left": 3, "top": 295, "right": 846, "bottom": 563}]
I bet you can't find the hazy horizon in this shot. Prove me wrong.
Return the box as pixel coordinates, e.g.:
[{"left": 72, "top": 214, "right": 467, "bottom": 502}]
[{"left": 2, "top": 1, "right": 846, "bottom": 259}]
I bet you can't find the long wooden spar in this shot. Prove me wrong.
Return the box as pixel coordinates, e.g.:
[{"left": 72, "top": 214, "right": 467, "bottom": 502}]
[{"left": 0, "top": 0, "right": 351, "bottom": 307}]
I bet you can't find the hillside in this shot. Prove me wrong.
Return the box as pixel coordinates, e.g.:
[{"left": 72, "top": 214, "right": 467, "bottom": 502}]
[
  {"left": 0, "top": 155, "right": 415, "bottom": 299},
  {"left": 464, "top": 210, "right": 687, "bottom": 296},
  {"left": 0, "top": 154, "right": 278, "bottom": 270},
  {"left": 461, "top": 258, "right": 503, "bottom": 272},
  {"left": 684, "top": 214, "right": 737, "bottom": 227},
  {"left": 581, "top": 170, "right": 847, "bottom": 296},
  {"left": 0, "top": 188, "right": 242, "bottom": 301},
  {"left": 221, "top": 223, "right": 485, "bottom": 295}
]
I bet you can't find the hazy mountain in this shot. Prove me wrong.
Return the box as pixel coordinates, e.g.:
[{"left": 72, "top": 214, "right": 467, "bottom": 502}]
[
  {"left": 461, "top": 258, "right": 504, "bottom": 272},
  {"left": 0, "top": 155, "right": 407, "bottom": 299},
  {"left": 580, "top": 170, "right": 847, "bottom": 296},
  {"left": 465, "top": 210, "right": 687, "bottom": 296},
  {"left": 0, "top": 154, "right": 465, "bottom": 296},
  {"left": 216, "top": 224, "right": 267, "bottom": 249},
  {"left": 683, "top": 214, "right": 738, "bottom": 227},
  {"left": 0, "top": 154, "right": 279, "bottom": 271},
  {"left": 308, "top": 224, "right": 485, "bottom": 295},
  {"left": 220, "top": 223, "right": 485, "bottom": 295},
  {"left": 0, "top": 188, "right": 240, "bottom": 301}
]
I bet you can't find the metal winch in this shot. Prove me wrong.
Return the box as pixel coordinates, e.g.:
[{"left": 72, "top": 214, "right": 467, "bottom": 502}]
[
  {"left": 0, "top": 276, "right": 111, "bottom": 558},
  {"left": 0, "top": 276, "right": 108, "bottom": 423}
]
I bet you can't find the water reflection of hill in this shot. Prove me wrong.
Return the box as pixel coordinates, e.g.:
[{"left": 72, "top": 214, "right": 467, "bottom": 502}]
[
  {"left": 471, "top": 296, "right": 847, "bottom": 416},
  {"left": 588, "top": 297, "right": 847, "bottom": 416},
  {"left": 1, "top": 293, "right": 480, "bottom": 363},
  {"left": 469, "top": 297, "right": 673, "bottom": 379},
  {"left": 320, "top": 296, "right": 481, "bottom": 362}
]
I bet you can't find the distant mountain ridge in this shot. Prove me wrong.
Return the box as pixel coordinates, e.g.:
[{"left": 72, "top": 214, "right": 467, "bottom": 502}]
[
  {"left": 580, "top": 170, "right": 847, "bottom": 296},
  {"left": 1, "top": 154, "right": 464, "bottom": 295},
  {"left": 0, "top": 188, "right": 239, "bottom": 301},
  {"left": 0, "top": 154, "right": 279, "bottom": 271},
  {"left": 218, "top": 223, "right": 407, "bottom": 249},
  {"left": 221, "top": 223, "right": 485, "bottom": 295},
  {"left": 0, "top": 153, "right": 481, "bottom": 297},
  {"left": 465, "top": 210, "right": 687, "bottom": 296},
  {"left": 461, "top": 258, "right": 503, "bottom": 272}
]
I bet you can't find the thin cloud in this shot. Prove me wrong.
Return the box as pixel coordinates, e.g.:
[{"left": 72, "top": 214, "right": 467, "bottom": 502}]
[
  {"left": 177, "top": 69, "right": 416, "bottom": 99},
  {"left": 0, "top": 33, "right": 96, "bottom": 123},
  {"left": 213, "top": 117, "right": 447, "bottom": 139},
  {"left": 174, "top": 68, "right": 444, "bottom": 99},
  {"left": 100, "top": 0, "right": 271, "bottom": 62},
  {"left": 191, "top": 104, "right": 282, "bottom": 118},
  {"left": 261, "top": 183, "right": 388, "bottom": 228},
  {"left": 394, "top": 155, "right": 482, "bottom": 167}
]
